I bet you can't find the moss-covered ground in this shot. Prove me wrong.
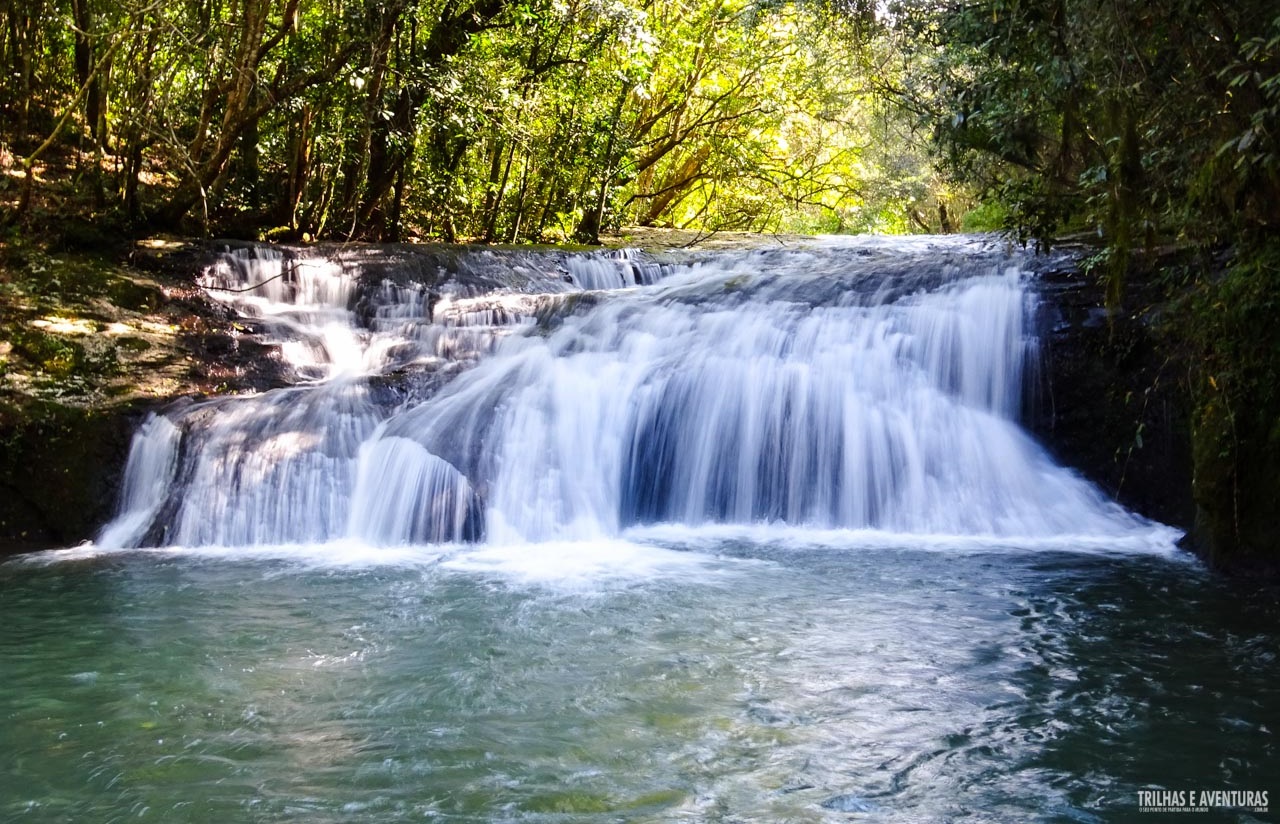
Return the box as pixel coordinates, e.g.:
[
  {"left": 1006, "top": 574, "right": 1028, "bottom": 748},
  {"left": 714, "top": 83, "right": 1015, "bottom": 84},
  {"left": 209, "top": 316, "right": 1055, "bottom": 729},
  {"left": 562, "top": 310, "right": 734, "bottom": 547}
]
[{"left": 0, "top": 231, "right": 274, "bottom": 551}]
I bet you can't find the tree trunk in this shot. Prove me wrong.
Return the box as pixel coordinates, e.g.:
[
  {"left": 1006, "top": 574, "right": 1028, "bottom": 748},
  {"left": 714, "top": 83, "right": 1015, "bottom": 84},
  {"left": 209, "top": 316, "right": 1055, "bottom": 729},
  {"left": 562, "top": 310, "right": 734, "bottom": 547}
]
[
  {"left": 481, "top": 138, "right": 506, "bottom": 241},
  {"left": 122, "top": 140, "right": 144, "bottom": 218},
  {"left": 385, "top": 151, "right": 412, "bottom": 241},
  {"left": 156, "top": 0, "right": 329, "bottom": 230},
  {"left": 337, "top": 0, "right": 407, "bottom": 231},
  {"left": 640, "top": 143, "right": 709, "bottom": 225},
  {"left": 239, "top": 80, "right": 261, "bottom": 205},
  {"left": 282, "top": 105, "right": 313, "bottom": 229},
  {"left": 575, "top": 81, "right": 629, "bottom": 244},
  {"left": 12, "top": 3, "right": 35, "bottom": 139},
  {"left": 507, "top": 154, "right": 532, "bottom": 242},
  {"left": 354, "top": 0, "right": 507, "bottom": 239}
]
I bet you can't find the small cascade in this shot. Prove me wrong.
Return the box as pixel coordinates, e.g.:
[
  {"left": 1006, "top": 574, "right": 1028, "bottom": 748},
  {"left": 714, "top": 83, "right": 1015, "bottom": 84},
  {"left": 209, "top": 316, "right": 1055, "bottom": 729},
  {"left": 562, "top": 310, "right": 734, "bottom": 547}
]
[
  {"left": 96, "top": 415, "right": 181, "bottom": 549},
  {"left": 564, "top": 249, "right": 666, "bottom": 290},
  {"left": 100, "top": 237, "right": 1169, "bottom": 550},
  {"left": 348, "top": 438, "right": 483, "bottom": 544},
  {"left": 154, "top": 385, "right": 383, "bottom": 546},
  {"left": 201, "top": 246, "right": 364, "bottom": 379}
]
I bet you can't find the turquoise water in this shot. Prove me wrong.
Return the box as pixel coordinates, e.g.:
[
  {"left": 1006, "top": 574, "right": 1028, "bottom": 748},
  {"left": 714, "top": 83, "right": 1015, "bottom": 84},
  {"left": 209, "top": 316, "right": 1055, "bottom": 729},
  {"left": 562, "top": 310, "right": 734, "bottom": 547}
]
[{"left": 2, "top": 539, "right": 1276, "bottom": 822}]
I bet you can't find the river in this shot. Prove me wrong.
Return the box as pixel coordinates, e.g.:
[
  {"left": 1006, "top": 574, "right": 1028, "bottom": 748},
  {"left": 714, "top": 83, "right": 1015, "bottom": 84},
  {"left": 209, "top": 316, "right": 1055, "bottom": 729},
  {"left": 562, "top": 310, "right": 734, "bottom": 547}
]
[{"left": 1, "top": 237, "right": 1275, "bottom": 821}]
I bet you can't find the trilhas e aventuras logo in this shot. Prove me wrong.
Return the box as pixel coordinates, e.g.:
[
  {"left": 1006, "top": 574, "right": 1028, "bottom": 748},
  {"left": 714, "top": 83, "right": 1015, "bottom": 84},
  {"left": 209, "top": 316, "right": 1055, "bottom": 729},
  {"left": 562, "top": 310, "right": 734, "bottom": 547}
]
[{"left": 1137, "top": 789, "right": 1269, "bottom": 813}]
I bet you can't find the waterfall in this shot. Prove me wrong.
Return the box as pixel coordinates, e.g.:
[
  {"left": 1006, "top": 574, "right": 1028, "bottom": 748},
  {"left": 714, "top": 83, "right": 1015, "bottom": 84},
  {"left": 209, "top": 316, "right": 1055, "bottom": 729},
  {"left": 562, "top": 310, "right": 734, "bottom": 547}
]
[{"left": 99, "top": 238, "right": 1169, "bottom": 550}]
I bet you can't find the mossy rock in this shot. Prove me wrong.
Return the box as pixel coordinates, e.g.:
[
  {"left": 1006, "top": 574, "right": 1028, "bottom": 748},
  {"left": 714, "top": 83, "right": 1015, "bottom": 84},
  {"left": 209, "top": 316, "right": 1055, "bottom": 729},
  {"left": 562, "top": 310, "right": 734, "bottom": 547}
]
[
  {"left": 0, "top": 396, "right": 146, "bottom": 552},
  {"left": 104, "top": 276, "right": 164, "bottom": 311},
  {"left": 7, "top": 324, "right": 121, "bottom": 380},
  {"left": 1191, "top": 398, "right": 1280, "bottom": 573},
  {"left": 1183, "top": 242, "right": 1280, "bottom": 573},
  {"left": 9, "top": 327, "right": 86, "bottom": 377}
]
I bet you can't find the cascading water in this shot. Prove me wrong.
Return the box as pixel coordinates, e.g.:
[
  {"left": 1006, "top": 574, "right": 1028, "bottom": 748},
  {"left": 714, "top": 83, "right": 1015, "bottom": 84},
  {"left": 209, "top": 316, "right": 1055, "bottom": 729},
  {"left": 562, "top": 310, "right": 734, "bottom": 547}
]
[{"left": 99, "top": 237, "right": 1176, "bottom": 551}]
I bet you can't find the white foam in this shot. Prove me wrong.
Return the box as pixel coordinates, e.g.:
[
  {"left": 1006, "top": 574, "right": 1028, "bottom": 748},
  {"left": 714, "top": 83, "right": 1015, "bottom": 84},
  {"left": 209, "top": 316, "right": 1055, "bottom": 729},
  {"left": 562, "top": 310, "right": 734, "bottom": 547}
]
[
  {"left": 627, "top": 521, "right": 1188, "bottom": 558},
  {"left": 14, "top": 538, "right": 741, "bottom": 592},
  {"left": 438, "top": 538, "right": 734, "bottom": 590}
]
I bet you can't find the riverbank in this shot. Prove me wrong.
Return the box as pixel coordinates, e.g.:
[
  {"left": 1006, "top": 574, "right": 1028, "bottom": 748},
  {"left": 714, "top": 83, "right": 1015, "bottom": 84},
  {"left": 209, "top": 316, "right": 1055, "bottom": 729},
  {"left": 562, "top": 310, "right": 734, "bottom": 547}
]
[{"left": 0, "top": 235, "right": 290, "bottom": 549}]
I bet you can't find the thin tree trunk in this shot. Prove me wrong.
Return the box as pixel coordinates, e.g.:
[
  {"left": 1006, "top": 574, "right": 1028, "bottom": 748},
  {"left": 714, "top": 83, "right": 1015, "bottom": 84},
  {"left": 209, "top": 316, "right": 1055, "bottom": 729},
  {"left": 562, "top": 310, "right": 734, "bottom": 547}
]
[
  {"left": 481, "top": 137, "right": 506, "bottom": 241},
  {"left": 575, "top": 80, "right": 629, "bottom": 244},
  {"left": 385, "top": 149, "right": 412, "bottom": 241},
  {"left": 284, "top": 105, "right": 312, "bottom": 229},
  {"left": 508, "top": 153, "right": 532, "bottom": 242}
]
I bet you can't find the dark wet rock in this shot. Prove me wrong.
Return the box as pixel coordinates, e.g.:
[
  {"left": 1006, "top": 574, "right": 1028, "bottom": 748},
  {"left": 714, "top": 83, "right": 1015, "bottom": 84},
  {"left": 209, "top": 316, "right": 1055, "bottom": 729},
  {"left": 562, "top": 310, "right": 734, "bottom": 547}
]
[
  {"left": 0, "top": 396, "right": 151, "bottom": 553},
  {"left": 181, "top": 325, "right": 293, "bottom": 393},
  {"left": 1029, "top": 257, "right": 1196, "bottom": 537}
]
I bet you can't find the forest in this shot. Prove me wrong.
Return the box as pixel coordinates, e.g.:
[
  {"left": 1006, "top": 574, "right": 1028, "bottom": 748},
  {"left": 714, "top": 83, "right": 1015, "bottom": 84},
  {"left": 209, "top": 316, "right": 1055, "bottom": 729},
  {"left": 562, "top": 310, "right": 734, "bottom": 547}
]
[
  {"left": 1, "top": 0, "right": 1279, "bottom": 563},
  {"left": 0, "top": 0, "right": 917, "bottom": 242},
  {"left": 1, "top": 0, "right": 1275, "bottom": 249}
]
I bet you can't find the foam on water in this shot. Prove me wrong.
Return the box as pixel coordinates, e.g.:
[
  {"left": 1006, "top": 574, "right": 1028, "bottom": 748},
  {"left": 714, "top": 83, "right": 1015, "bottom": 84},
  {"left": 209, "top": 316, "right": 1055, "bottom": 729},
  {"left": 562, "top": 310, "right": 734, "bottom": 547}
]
[
  {"left": 20, "top": 538, "right": 736, "bottom": 593},
  {"left": 436, "top": 538, "right": 736, "bottom": 589},
  {"left": 626, "top": 521, "right": 1190, "bottom": 559}
]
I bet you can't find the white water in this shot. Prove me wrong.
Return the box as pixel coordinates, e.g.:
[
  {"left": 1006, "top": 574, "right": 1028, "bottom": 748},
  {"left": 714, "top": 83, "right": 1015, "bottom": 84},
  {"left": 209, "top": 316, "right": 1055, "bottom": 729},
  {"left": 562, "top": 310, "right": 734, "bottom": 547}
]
[{"left": 100, "top": 237, "right": 1179, "bottom": 555}]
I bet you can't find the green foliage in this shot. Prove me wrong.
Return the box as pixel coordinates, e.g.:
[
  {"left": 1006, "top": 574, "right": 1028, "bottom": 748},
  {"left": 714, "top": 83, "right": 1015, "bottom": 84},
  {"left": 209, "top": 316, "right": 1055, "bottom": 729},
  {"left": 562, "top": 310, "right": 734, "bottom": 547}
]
[
  {"left": 1, "top": 0, "right": 949, "bottom": 241},
  {"left": 889, "top": 0, "right": 1280, "bottom": 267},
  {"left": 1190, "top": 247, "right": 1280, "bottom": 421},
  {"left": 880, "top": 0, "right": 1280, "bottom": 561},
  {"left": 8, "top": 326, "right": 85, "bottom": 378},
  {"left": 959, "top": 201, "right": 1008, "bottom": 233}
]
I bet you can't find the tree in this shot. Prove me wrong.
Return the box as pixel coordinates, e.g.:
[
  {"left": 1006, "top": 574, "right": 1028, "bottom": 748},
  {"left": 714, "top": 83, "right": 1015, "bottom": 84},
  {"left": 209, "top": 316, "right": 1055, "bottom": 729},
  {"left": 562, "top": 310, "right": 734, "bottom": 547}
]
[{"left": 887, "top": 0, "right": 1280, "bottom": 260}]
